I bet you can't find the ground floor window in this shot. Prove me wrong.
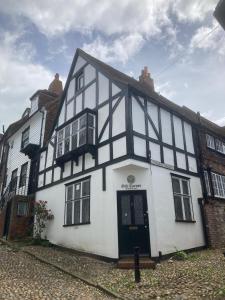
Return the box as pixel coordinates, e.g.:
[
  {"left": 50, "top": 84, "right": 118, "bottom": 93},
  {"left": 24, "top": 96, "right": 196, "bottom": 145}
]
[
  {"left": 65, "top": 177, "right": 90, "bottom": 225},
  {"left": 17, "top": 202, "right": 29, "bottom": 216},
  {"left": 171, "top": 175, "right": 194, "bottom": 222}
]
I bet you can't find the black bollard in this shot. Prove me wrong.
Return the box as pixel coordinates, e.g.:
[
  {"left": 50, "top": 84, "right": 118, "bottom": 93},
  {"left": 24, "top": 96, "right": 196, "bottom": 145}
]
[{"left": 134, "top": 246, "right": 141, "bottom": 283}]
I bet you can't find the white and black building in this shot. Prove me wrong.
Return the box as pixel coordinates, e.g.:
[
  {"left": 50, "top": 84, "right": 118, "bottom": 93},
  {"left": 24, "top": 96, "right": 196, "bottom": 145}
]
[{"left": 36, "top": 49, "right": 205, "bottom": 259}]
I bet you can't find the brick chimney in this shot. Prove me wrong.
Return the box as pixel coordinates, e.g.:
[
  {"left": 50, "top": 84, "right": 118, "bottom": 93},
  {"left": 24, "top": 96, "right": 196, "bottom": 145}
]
[
  {"left": 139, "top": 66, "right": 154, "bottom": 91},
  {"left": 48, "top": 73, "right": 63, "bottom": 95}
]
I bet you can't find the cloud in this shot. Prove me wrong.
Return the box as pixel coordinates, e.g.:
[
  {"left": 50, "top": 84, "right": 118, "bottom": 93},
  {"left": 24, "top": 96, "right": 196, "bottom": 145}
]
[
  {"left": 82, "top": 33, "right": 145, "bottom": 64},
  {"left": 190, "top": 23, "right": 225, "bottom": 56},
  {"left": 172, "top": 0, "right": 217, "bottom": 22},
  {"left": 0, "top": 28, "right": 60, "bottom": 129}
]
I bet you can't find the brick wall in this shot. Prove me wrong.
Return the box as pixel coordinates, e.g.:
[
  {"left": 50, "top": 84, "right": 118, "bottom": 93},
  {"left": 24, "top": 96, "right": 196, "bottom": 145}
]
[
  {"left": 0, "top": 196, "right": 34, "bottom": 240},
  {"left": 203, "top": 199, "right": 225, "bottom": 248}
]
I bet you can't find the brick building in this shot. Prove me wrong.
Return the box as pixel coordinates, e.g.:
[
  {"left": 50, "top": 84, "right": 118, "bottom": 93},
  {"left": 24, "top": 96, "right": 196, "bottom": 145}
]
[
  {"left": 196, "top": 113, "right": 225, "bottom": 248},
  {"left": 0, "top": 75, "right": 62, "bottom": 240}
]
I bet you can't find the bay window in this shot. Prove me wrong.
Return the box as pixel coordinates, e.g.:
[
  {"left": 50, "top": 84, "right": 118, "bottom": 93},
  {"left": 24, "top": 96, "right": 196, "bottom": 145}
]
[{"left": 56, "top": 111, "right": 96, "bottom": 159}]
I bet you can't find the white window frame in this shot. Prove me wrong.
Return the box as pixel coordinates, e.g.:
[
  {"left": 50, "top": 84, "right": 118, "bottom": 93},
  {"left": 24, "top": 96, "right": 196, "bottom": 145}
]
[
  {"left": 171, "top": 176, "right": 194, "bottom": 222},
  {"left": 211, "top": 172, "right": 225, "bottom": 198},
  {"left": 17, "top": 202, "right": 29, "bottom": 216},
  {"left": 65, "top": 178, "right": 90, "bottom": 225},
  {"left": 56, "top": 113, "right": 95, "bottom": 158}
]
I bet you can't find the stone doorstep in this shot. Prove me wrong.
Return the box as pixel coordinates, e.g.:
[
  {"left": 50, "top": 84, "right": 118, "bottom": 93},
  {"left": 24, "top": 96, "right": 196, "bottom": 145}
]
[{"left": 117, "top": 257, "right": 156, "bottom": 270}]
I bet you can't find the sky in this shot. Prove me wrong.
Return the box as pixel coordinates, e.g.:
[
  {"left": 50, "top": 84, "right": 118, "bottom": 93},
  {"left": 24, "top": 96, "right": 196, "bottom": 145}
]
[{"left": 0, "top": 0, "right": 224, "bottom": 130}]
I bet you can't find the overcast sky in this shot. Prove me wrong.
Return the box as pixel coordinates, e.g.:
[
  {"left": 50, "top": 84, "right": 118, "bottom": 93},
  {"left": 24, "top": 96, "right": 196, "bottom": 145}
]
[{"left": 0, "top": 0, "right": 224, "bottom": 130}]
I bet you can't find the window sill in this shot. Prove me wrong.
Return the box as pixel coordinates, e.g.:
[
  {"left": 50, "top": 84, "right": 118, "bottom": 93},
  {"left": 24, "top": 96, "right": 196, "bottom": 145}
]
[
  {"left": 63, "top": 222, "right": 90, "bottom": 227},
  {"left": 175, "top": 219, "right": 196, "bottom": 223}
]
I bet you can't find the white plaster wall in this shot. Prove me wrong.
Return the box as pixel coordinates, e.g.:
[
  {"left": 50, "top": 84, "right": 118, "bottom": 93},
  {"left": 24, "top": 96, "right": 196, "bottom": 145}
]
[
  {"left": 173, "top": 116, "right": 184, "bottom": 150},
  {"left": 150, "top": 165, "right": 205, "bottom": 256},
  {"left": 36, "top": 168, "right": 119, "bottom": 258},
  {"left": 84, "top": 83, "right": 96, "bottom": 109},
  {"left": 112, "top": 97, "right": 125, "bottom": 137},
  {"left": 98, "top": 73, "right": 109, "bottom": 104},
  {"left": 6, "top": 111, "right": 44, "bottom": 187},
  {"left": 132, "top": 97, "right": 145, "bottom": 134},
  {"left": 36, "top": 159, "right": 204, "bottom": 259},
  {"left": 161, "top": 109, "right": 172, "bottom": 145},
  {"left": 84, "top": 64, "right": 96, "bottom": 85},
  {"left": 74, "top": 56, "right": 86, "bottom": 74}
]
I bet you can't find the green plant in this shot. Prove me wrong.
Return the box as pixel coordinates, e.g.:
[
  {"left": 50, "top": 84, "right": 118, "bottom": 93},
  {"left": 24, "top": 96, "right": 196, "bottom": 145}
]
[
  {"left": 33, "top": 200, "right": 54, "bottom": 240},
  {"left": 173, "top": 249, "right": 188, "bottom": 261}
]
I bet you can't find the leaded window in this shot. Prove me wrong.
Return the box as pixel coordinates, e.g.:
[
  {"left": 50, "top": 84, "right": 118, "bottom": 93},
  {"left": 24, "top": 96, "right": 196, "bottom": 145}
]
[
  {"left": 19, "top": 163, "right": 28, "bottom": 187},
  {"left": 65, "top": 178, "right": 90, "bottom": 225},
  {"left": 172, "top": 176, "right": 194, "bottom": 222},
  {"left": 204, "top": 170, "right": 211, "bottom": 196},
  {"left": 17, "top": 202, "right": 28, "bottom": 216},
  {"left": 56, "top": 113, "right": 95, "bottom": 158}
]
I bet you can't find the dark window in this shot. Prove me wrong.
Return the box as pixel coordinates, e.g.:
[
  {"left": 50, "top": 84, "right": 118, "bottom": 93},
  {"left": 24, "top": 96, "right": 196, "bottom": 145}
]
[
  {"left": 11, "top": 169, "right": 18, "bottom": 192},
  {"left": 65, "top": 178, "right": 90, "bottom": 225},
  {"left": 21, "top": 127, "right": 30, "bottom": 149},
  {"left": 19, "top": 163, "right": 28, "bottom": 187},
  {"left": 76, "top": 72, "right": 84, "bottom": 91},
  {"left": 17, "top": 202, "right": 28, "bottom": 216},
  {"left": 172, "top": 176, "right": 194, "bottom": 222}
]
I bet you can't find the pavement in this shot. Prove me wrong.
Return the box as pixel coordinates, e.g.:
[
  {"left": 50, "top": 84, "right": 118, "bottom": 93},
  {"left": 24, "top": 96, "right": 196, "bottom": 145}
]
[{"left": 0, "top": 242, "right": 114, "bottom": 300}]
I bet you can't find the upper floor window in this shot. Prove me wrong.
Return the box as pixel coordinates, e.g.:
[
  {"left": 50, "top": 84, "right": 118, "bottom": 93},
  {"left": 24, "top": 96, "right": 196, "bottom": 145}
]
[
  {"left": 56, "top": 112, "right": 95, "bottom": 158},
  {"left": 65, "top": 178, "right": 90, "bottom": 226},
  {"left": 204, "top": 170, "right": 211, "bottom": 196},
  {"left": 76, "top": 72, "right": 84, "bottom": 91},
  {"left": 21, "top": 127, "right": 30, "bottom": 149},
  {"left": 206, "top": 134, "right": 215, "bottom": 149},
  {"left": 171, "top": 176, "right": 194, "bottom": 222},
  {"left": 211, "top": 172, "right": 225, "bottom": 198},
  {"left": 19, "top": 162, "right": 28, "bottom": 187},
  {"left": 206, "top": 134, "right": 225, "bottom": 155}
]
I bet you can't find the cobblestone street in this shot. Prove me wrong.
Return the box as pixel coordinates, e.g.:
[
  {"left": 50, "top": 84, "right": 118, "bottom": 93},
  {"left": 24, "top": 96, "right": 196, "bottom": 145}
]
[{"left": 0, "top": 243, "right": 113, "bottom": 300}]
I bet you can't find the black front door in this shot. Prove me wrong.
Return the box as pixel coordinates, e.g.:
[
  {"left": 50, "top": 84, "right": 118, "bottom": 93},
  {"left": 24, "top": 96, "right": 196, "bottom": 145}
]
[{"left": 117, "top": 190, "right": 150, "bottom": 256}]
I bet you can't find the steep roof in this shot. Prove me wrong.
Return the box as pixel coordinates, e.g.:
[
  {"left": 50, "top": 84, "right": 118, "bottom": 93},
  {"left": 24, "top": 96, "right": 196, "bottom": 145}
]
[{"left": 77, "top": 49, "right": 225, "bottom": 137}]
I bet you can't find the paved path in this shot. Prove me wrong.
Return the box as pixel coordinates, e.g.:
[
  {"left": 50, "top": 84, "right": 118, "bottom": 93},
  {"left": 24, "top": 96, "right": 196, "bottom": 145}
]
[{"left": 0, "top": 243, "right": 113, "bottom": 300}]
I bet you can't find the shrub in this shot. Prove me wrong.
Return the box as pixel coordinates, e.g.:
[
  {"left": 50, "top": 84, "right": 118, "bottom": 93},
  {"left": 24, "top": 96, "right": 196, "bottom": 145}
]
[
  {"left": 173, "top": 249, "right": 188, "bottom": 261},
  {"left": 33, "top": 200, "right": 54, "bottom": 240}
]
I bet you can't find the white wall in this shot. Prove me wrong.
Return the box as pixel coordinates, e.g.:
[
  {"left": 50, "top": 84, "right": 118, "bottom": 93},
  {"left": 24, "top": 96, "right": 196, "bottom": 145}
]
[
  {"left": 36, "top": 159, "right": 205, "bottom": 259},
  {"left": 6, "top": 110, "right": 44, "bottom": 189}
]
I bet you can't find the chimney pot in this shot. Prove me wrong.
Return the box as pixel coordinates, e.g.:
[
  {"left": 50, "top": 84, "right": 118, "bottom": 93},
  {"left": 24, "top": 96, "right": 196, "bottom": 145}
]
[
  {"left": 139, "top": 67, "right": 154, "bottom": 91},
  {"left": 48, "top": 73, "right": 63, "bottom": 95}
]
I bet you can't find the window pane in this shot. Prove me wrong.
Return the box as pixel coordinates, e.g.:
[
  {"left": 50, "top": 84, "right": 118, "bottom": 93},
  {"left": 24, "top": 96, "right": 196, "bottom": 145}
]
[
  {"left": 80, "top": 115, "right": 86, "bottom": 129},
  {"left": 88, "top": 128, "right": 94, "bottom": 144},
  {"left": 79, "top": 129, "right": 86, "bottom": 146},
  {"left": 64, "top": 138, "right": 70, "bottom": 153},
  {"left": 72, "top": 120, "right": 78, "bottom": 134},
  {"left": 88, "top": 114, "right": 94, "bottom": 127},
  {"left": 65, "top": 125, "right": 70, "bottom": 138},
  {"left": 57, "top": 142, "right": 63, "bottom": 157},
  {"left": 74, "top": 183, "right": 81, "bottom": 199},
  {"left": 82, "top": 180, "right": 90, "bottom": 196},
  {"left": 82, "top": 198, "right": 90, "bottom": 223},
  {"left": 17, "top": 202, "right": 28, "bottom": 216},
  {"left": 74, "top": 200, "right": 80, "bottom": 224},
  {"left": 134, "top": 195, "right": 144, "bottom": 225},
  {"left": 58, "top": 129, "right": 64, "bottom": 142},
  {"left": 66, "top": 202, "right": 73, "bottom": 225},
  {"left": 174, "top": 195, "right": 183, "bottom": 220},
  {"left": 67, "top": 185, "right": 73, "bottom": 201},
  {"left": 182, "top": 180, "right": 189, "bottom": 195},
  {"left": 72, "top": 134, "right": 78, "bottom": 149},
  {"left": 172, "top": 178, "right": 181, "bottom": 194},
  {"left": 183, "top": 197, "right": 192, "bottom": 221},
  {"left": 121, "top": 195, "right": 131, "bottom": 225}
]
